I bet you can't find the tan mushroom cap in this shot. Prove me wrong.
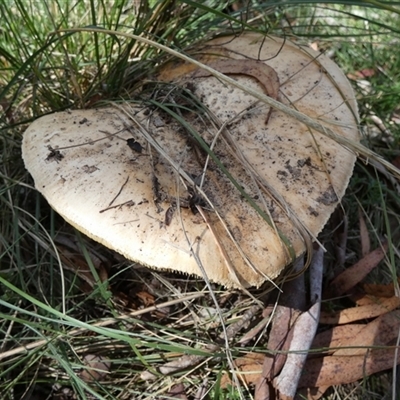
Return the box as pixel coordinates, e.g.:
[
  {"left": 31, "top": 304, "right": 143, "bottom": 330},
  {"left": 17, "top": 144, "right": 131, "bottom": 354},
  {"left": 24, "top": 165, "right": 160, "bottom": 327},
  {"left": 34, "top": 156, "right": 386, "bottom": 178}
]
[{"left": 22, "top": 34, "right": 359, "bottom": 288}]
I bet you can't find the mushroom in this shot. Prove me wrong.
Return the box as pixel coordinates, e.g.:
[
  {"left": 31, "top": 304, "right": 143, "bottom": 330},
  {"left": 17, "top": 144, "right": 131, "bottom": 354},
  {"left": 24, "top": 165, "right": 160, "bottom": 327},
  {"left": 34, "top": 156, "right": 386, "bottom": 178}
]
[{"left": 22, "top": 34, "right": 359, "bottom": 288}]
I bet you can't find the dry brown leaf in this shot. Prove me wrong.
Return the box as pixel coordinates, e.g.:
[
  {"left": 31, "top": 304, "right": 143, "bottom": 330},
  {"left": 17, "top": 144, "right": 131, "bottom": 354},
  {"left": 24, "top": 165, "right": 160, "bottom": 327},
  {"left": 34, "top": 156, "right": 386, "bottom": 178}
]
[
  {"left": 58, "top": 245, "right": 109, "bottom": 288},
  {"left": 221, "top": 307, "right": 301, "bottom": 392},
  {"left": 320, "top": 295, "right": 400, "bottom": 324},
  {"left": 254, "top": 306, "right": 300, "bottom": 399},
  {"left": 141, "top": 350, "right": 214, "bottom": 381},
  {"left": 164, "top": 383, "right": 188, "bottom": 400},
  {"left": 221, "top": 313, "right": 400, "bottom": 396},
  {"left": 79, "top": 354, "right": 111, "bottom": 382},
  {"left": 266, "top": 306, "right": 300, "bottom": 359},
  {"left": 189, "top": 59, "right": 279, "bottom": 125},
  {"left": 363, "top": 279, "right": 400, "bottom": 298},
  {"left": 311, "top": 324, "right": 366, "bottom": 352},
  {"left": 299, "top": 347, "right": 400, "bottom": 389},
  {"left": 238, "top": 305, "right": 274, "bottom": 345},
  {"left": 347, "top": 69, "right": 376, "bottom": 80},
  {"left": 333, "top": 310, "right": 400, "bottom": 356},
  {"left": 255, "top": 259, "right": 307, "bottom": 399},
  {"left": 136, "top": 291, "right": 155, "bottom": 307},
  {"left": 220, "top": 352, "right": 264, "bottom": 388},
  {"left": 235, "top": 353, "right": 265, "bottom": 384},
  {"left": 357, "top": 68, "right": 376, "bottom": 78},
  {"left": 352, "top": 293, "right": 385, "bottom": 306},
  {"left": 326, "top": 243, "right": 388, "bottom": 298}
]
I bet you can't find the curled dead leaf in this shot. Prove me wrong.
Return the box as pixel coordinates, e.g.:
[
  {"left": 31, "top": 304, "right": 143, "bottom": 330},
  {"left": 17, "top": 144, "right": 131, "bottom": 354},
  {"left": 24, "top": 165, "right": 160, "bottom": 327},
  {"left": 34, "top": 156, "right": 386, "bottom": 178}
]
[
  {"left": 326, "top": 243, "right": 388, "bottom": 298},
  {"left": 79, "top": 354, "right": 111, "bottom": 382}
]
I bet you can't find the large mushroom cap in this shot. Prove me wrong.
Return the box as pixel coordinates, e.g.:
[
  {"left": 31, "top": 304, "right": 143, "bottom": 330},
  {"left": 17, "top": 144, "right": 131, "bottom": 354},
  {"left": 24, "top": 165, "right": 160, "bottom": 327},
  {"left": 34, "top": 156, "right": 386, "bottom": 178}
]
[{"left": 22, "top": 34, "right": 359, "bottom": 288}]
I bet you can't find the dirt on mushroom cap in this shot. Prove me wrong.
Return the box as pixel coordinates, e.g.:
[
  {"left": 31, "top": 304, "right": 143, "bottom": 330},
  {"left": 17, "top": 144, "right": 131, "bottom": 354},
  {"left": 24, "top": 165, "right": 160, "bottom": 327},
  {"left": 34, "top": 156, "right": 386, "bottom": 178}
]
[{"left": 22, "top": 34, "right": 359, "bottom": 288}]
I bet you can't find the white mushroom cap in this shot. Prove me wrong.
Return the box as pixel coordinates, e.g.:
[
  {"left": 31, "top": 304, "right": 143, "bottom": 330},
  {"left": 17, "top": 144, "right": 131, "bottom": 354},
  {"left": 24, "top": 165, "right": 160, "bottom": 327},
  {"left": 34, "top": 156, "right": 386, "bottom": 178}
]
[{"left": 22, "top": 34, "right": 359, "bottom": 288}]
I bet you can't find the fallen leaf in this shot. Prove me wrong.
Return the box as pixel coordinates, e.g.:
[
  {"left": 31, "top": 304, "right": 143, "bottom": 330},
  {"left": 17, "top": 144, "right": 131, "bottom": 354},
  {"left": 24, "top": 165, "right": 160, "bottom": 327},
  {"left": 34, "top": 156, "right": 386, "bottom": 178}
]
[
  {"left": 189, "top": 59, "right": 279, "bottom": 125},
  {"left": 326, "top": 243, "right": 388, "bottom": 298},
  {"left": 141, "top": 349, "right": 215, "bottom": 381},
  {"left": 299, "top": 347, "right": 400, "bottom": 389},
  {"left": 352, "top": 293, "right": 385, "bottom": 306},
  {"left": 357, "top": 68, "right": 376, "bottom": 78},
  {"left": 136, "top": 291, "right": 155, "bottom": 307},
  {"left": 164, "top": 383, "right": 188, "bottom": 400},
  {"left": 363, "top": 279, "right": 400, "bottom": 298},
  {"left": 55, "top": 235, "right": 109, "bottom": 289},
  {"left": 347, "top": 69, "right": 376, "bottom": 80},
  {"left": 255, "top": 259, "right": 307, "bottom": 400},
  {"left": 311, "top": 324, "right": 366, "bottom": 352},
  {"left": 346, "top": 73, "right": 359, "bottom": 81},
  {"left": 220, "top": 353, "right": 264, "bottom": 388},
  {"left": 238, "top": 305, "right": 274, "bottom": 345},
  {"left": 79, "top": 354, "right": 111, "bottom": 382},
  {"left": 222, "top": 312, "right": 400, "bottom": 396},
  {"left": 254, "top": 306, "right": 299, "bottom": 399},
  {"left": 333, "top": 310, "right": 400, "bottom": 356},
  {"left": 320, "top": 295, "right": 400, "bottom": 324}
]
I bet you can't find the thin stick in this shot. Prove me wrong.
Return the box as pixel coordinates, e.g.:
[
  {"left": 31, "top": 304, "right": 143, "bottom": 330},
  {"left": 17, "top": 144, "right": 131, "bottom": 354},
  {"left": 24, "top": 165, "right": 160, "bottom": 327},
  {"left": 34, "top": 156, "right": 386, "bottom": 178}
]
[{"left": 274, "top": 246, "right": 324, "bottom": 398}]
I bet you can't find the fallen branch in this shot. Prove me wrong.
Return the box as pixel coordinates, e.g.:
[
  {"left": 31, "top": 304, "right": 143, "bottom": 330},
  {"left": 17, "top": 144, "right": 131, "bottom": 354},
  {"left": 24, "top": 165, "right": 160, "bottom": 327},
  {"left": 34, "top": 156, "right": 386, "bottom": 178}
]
[
  {"left": 274, "top": 246, "right": 324, "bottom": 399},
  {"left": 255, "top": 257, "right": 306, "bottom": 399}
]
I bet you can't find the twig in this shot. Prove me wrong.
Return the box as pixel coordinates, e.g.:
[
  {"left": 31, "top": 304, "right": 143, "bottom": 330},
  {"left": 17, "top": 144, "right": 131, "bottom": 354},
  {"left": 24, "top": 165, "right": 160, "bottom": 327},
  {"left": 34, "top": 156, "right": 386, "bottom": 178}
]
[
  {"left": 107, "top": 176, "right": 129, "bottom": 207},
  {"left": 254, "top": 257, "right": 305, "bottom": 400},
  {"left": 274, "top": 246, "right": 324, "bottom": 399}
]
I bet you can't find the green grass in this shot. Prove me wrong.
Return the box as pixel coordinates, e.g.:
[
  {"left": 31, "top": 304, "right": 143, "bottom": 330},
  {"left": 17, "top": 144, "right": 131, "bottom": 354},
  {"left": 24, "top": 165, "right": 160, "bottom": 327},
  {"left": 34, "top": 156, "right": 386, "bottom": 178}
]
[{"left": 1, "top": 1, "right": 400, "bottom": 399}]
